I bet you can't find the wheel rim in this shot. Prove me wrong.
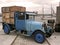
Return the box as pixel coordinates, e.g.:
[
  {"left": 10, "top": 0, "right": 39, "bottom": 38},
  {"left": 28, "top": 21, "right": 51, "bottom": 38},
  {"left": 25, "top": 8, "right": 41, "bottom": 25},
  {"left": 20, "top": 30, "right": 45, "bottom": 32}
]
[
  {"left": 35, "top": 34, "right": 44, "bottom": 43},
  {"left": 4, "top": 26, "right": 9, "bottom": 33}
]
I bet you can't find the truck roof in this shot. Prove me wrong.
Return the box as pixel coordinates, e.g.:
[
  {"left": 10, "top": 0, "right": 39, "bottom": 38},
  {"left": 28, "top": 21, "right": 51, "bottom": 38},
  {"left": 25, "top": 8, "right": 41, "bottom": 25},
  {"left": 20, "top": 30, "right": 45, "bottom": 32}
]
[
  {"left": 15, "top": 11, "right": 37, "bottom": 16},
  {"left": 26, "top": 12, "right": 37, "bottom": 16}
]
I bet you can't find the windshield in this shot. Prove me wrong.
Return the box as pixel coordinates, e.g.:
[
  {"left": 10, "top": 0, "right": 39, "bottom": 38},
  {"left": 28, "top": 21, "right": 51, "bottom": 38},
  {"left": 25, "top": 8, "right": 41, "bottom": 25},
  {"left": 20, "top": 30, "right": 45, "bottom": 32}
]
[
  {"left": 26, "top": 14, "right": 35, "bottom": 21},
  {"left": 29, "top": 16, "right": 34, "bottom": 20}
]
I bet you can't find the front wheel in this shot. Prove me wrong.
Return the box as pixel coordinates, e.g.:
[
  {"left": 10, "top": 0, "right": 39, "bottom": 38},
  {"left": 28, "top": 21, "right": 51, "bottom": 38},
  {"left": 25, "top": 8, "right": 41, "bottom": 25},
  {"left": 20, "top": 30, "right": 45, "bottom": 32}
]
[{"left": 33, "top": 31, "right": 45, "bottom": 43}]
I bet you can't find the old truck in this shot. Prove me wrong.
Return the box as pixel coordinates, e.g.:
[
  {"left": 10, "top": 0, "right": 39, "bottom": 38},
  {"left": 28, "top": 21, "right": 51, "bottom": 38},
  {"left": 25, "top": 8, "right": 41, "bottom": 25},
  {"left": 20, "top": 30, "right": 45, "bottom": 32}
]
[{"left": 2, "top": 6, "right": 53, "bottom": 43}]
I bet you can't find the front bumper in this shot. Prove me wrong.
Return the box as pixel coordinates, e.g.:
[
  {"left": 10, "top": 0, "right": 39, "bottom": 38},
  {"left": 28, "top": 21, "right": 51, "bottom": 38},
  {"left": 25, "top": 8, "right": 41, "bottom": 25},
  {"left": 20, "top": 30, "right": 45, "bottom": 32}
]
[{"left": 45, "top": 26, "right": 54, "bottom": 35}]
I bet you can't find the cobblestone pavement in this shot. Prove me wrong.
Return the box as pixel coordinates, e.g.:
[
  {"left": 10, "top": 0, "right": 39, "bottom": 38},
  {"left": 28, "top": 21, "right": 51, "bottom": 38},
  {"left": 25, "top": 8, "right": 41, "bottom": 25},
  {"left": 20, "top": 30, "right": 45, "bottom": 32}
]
[
  {"left": 12, "top": 35, "right": 49, "bottom": 45},
  {"left": 0, "top": 23, "right": 17, "bottom": 45}
]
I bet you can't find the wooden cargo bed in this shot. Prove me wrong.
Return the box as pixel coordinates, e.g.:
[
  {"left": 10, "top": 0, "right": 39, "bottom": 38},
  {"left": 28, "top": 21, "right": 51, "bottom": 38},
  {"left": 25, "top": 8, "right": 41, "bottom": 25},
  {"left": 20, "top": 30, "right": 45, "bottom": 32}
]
[{"left": 2, "top": 6, "right": 26, "bottom": 24}]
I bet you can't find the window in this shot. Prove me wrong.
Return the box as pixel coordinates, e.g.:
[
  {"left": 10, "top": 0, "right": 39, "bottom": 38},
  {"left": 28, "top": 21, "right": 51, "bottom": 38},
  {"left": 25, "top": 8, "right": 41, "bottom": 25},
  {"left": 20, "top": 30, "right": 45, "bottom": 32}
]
[
  {"left": 26, "top": 14, "right": 29, "bottom": 19},
  {"left": 18, "top": 13, "right": 25, "bottom": 20},
  {"left": 26, "top": 14, "right": 34, "bottom": 20}
]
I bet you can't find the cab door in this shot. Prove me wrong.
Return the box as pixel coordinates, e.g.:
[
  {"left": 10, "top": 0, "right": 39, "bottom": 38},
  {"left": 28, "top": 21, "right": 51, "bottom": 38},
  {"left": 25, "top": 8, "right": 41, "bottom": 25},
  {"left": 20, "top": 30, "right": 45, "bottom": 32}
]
[{"left": 14, "top": 12, "right": 25, "bottom": 31}]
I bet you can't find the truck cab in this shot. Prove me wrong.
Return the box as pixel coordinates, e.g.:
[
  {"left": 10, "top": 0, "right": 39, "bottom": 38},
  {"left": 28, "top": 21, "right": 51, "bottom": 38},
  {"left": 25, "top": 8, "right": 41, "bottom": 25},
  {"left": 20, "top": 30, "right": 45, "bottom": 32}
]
[
  {"left": 14, "top": 12, "right": 45, "bottom": 34},
  {"left": 3, "top": 11, "right": 53, "bottom": 43}
]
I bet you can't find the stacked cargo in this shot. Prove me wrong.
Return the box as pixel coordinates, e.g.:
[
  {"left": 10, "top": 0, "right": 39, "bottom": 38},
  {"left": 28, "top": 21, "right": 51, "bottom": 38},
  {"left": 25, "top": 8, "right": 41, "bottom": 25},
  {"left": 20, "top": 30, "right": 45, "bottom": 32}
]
[
  {"left": 56, "top": 6, "right": 60, "bottom": 24},
  {"left": 2, "top": 6, "right": 26, "bottom": 24}
]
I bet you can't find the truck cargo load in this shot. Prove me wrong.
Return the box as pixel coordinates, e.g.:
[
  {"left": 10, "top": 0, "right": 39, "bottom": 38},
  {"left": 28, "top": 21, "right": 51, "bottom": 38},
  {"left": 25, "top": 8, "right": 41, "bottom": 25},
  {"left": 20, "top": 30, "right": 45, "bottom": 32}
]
[{"left": 2, "top": 6, "right": 26, "bottom": 24}]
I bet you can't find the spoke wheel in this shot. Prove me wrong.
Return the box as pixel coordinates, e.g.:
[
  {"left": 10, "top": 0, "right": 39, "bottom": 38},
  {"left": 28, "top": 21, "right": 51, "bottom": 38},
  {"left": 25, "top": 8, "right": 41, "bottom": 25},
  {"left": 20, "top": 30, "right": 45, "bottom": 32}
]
[
  {"left": 34, "top": 31, "right": 45, "bottom": 43},
  {"left": 4, "top": 24, "right": 10, "bottom": 34}
]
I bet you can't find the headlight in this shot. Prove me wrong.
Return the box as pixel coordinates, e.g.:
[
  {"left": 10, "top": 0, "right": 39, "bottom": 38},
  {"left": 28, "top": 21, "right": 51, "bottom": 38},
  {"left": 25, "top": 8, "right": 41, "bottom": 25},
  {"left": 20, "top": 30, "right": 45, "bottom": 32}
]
[
  {"left": 42, "top": 23, "right": 46, "bottom": 27},
  {"left": 42, "top": 23, "right": 47, "bottom": 30}
]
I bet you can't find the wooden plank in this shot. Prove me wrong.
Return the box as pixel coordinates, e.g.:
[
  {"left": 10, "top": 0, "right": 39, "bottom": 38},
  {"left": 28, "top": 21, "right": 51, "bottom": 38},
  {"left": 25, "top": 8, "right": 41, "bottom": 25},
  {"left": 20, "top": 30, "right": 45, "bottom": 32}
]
[
  {"left": 2, "top": 7, "right": 10, "bottom": 13},
  {"left": 2, "top": 13, "right": 10, "bottom": 22},
  {"left": 10, "top": 6, "right": 20, "bottom": 12},
  {"left": 3, "top": 13, "right": 10, "bottom": 18},
  {"left": 10, "top": 18, "right": 14, "bottom": 24},
  {"left": 10, "top": 12, "right": 14, "bottom": 18},
  {"left": 10, "top": 6, "right": 26, "bottom": 12},
  {"left": 20, "top": 7, "right": 26, "bottom": 12},
  {"left": 5, "top": 18, "right": 10, "bottom": 23},
  {"left": 2, "top": 6, "right": 26, "bottom": 13}
]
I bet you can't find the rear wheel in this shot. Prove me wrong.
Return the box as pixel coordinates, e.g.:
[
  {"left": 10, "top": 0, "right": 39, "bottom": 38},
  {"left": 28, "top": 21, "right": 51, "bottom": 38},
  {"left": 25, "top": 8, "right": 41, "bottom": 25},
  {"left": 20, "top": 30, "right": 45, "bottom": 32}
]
[
  {"left": 33, "top": 31, "right": 45, "bottom": 43},
  {"left": 4, "top": 24, "right": 10, "bottom": 34}
]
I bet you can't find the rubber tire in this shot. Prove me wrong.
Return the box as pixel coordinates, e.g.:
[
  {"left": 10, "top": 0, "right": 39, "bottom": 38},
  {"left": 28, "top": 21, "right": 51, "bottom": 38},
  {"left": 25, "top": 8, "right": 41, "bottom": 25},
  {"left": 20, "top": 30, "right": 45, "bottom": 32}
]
[
  {"left": 33, "top": 31, "right": 45, "bottom": 43},
  {"left": 4, "top": 24, "right": 10, "bottom": 34}
]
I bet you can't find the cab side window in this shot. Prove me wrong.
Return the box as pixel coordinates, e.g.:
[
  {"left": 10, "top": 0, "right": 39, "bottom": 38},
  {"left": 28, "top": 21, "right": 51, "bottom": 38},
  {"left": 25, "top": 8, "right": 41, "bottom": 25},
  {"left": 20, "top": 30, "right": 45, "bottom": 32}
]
[
  {"left": 18, "top": 13, "right": 25, "bottom": 20},
  {"left": 26, "top": 14, "right": 29, "bottom": 19}
]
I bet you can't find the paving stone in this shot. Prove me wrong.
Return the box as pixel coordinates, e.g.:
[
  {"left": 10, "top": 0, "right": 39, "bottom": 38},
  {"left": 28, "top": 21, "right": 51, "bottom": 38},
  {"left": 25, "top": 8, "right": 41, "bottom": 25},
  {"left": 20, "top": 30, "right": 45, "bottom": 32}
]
[
  {"left": 0, "top": 30, "right": 17, "bottom": 45},
  {"left": 0, "top": 23, "right": 17, "bottom": 45},
  {"left": 12, "top": 35, "right": 49, "bottom": 45},
  {"left": 47, "top": 32, "right": 60, "bottom": 45}
]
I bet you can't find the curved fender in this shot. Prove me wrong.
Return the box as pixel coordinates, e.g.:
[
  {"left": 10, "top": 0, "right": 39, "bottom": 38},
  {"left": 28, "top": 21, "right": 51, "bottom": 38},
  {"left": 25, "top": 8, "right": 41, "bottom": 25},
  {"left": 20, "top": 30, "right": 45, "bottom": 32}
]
[{"left": 27, "top": 29, "right": 45, "bottom": 36}]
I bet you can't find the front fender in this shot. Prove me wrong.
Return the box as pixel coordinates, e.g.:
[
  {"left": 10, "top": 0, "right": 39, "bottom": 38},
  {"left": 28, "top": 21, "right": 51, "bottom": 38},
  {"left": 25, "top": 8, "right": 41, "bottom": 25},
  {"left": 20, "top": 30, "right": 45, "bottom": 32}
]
[{"left": 26, "top": 28, "right": 46, "bottom": 36}]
